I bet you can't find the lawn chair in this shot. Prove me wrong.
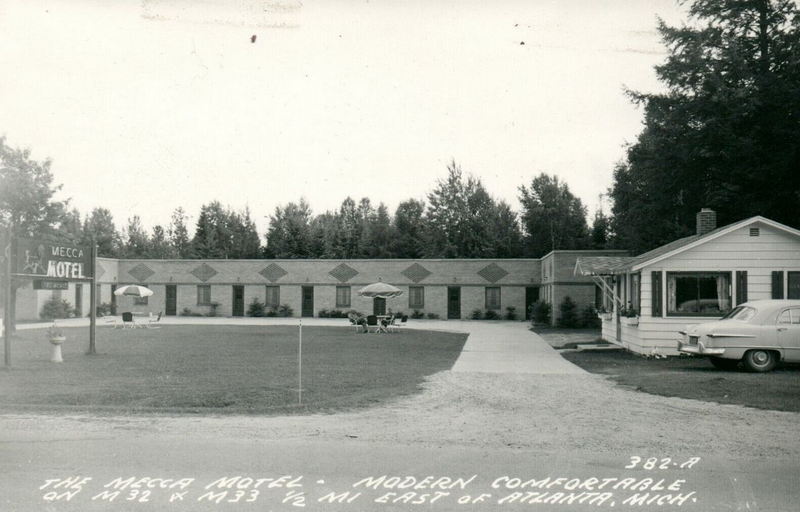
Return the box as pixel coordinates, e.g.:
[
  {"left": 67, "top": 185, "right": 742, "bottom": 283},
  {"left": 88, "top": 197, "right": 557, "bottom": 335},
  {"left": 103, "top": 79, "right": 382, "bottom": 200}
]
[
  {"left": 121, "top": 312, "right": 137, "bottom": 329},
  {"left": 147, "top": 311, "right": 162, "bottom": 328},
  {"left": 389, "top": 315, "right": 407, "bottom": 332},
  {"left": 365, "top": 315, "right": 379, "bottom": 333}
]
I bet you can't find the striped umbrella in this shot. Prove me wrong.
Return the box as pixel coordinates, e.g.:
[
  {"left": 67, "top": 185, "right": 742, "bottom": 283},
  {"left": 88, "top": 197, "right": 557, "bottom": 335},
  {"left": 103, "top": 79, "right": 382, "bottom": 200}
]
[
  {"left": 113, "top": 285, "right": 154, "bottom": 297},
  {"left": 357, "top": 282, "right": 404, "bottom": 298}
]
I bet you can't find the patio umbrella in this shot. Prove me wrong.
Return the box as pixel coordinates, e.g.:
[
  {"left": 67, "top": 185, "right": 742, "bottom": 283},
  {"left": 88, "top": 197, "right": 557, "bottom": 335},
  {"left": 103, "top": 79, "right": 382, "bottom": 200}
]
[
  {"left": 113, "top": 284, "right": 154, "bottom": 297},
  {"left": 358, "top": 282, "right": 404, "bottom": 298}
]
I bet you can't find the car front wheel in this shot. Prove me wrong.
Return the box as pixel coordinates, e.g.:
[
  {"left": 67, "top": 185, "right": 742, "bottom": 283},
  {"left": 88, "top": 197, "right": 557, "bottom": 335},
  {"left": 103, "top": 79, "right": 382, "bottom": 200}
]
[
  {"left": 709, "top": 357, "right": 740, "bottom": 370},
  {"left": 743, "top": 350, "right": 778, "bottom": 372}
]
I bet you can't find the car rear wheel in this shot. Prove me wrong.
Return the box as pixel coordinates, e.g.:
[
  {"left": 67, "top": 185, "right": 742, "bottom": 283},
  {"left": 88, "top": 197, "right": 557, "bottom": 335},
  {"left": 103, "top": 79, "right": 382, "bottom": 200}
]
[
  {"left": 743, "top": 350, "right": 778, "bottom": 372},
  {"left": 709, "top": 357, "right": 740, "bottom": 370}
]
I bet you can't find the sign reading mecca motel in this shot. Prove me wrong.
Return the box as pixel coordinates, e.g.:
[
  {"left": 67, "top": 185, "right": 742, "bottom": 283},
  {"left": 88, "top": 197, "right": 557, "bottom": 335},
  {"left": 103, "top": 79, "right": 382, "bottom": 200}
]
[{"left": 13, "top": 237, "right": 93, "bottom": 280}]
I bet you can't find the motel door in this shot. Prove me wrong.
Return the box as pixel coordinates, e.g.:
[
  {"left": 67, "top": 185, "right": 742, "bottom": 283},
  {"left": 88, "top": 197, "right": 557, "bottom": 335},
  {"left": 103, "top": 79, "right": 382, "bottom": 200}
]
[
  {"left": 373, "top": 297, "right": 386, "bottom": 316},
  {"left": 525, "top": 286, "right": 539, "bottom": 320},
  {"left": 447, "top": 286, "right": 461, "bottom": 319},
  {"left": 232, "top": 285, "right": 245, "bottom": 317},
  {"left": 165, "top": 285, "right": 177, "bottom": 316},
  {"left": 301, "top": 286, "right": 314, "bottom": 317}
]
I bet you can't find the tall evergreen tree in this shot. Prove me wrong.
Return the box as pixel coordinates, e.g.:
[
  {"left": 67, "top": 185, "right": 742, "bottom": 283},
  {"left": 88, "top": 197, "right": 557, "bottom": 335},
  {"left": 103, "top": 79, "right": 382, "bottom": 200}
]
[
  {"left": 264, "top": 199, "right": 313, "bottom": 258},
  {"left": 122, "top": 216, "right": 150, "bottom": 258},
  {"left": 611, "top": 0, "right": 800, "bottom": 252},
  {"left": 168, "top": 207, "right": 191, "bottom": 258},
  {"left": 518, "top": 173, "right": 590, "bottom": 257},
  {"left": 83, "top": 207, "right": 120, "bottom": 257},
  {"left": 391, "top": 199, "right": 426, "bottom": 258}
]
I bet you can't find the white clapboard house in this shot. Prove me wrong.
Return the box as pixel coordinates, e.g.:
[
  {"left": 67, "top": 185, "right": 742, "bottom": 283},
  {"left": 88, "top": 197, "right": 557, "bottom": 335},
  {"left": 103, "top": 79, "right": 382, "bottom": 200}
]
[{"left": 576, "top": 209, "right": 800, "bottom": 355}]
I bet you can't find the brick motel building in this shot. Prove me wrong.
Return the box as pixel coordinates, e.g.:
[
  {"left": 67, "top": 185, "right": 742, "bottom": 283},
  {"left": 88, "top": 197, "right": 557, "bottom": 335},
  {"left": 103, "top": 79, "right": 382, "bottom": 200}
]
[{"left": 11, "top": 251, "right": 627, "bottom": 324}]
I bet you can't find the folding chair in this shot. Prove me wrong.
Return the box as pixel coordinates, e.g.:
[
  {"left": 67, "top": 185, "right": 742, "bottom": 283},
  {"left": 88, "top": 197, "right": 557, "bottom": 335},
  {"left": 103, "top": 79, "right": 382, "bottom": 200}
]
[
  {"left": 147, "top": 311, "right": 162, "bottom": 328},
  {"left": 121, "top": 312, "right": 137, "bottom": 328},
  {"left": 365, "top": 315, "right": 380, "bottom": 333}
]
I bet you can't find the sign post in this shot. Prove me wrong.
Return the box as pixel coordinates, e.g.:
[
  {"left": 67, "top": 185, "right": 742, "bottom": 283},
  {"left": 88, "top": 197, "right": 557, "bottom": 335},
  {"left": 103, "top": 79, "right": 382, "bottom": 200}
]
[
  {"left": 3, "top": 227, "right": 11, "bottom": 368},
  {"left": 87, "top": 238, "right": 97, "bottom": 355},
  {"left": 298, "top": 318, "right": 303, "bottom": 405}
]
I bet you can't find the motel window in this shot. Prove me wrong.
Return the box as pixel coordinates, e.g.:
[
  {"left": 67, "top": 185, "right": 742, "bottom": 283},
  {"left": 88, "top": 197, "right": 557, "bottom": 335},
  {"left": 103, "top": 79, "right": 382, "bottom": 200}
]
[
  {"left": 265, "top": 286, "right": 280, "bottom": 308},
  {"left": 134, "top": 284, "right": 149, "bottom": 305},
  {"left": 666, "top": 272, "right": 731, "bottom": 316},
  {"left": 485, "top": 287, "right": 501, "bottom": 310},
  {"left": 409, "top": 286, "right": 424, "bottom": 309},
  {"left": 336, "top": 286, "right": 351, "bottom": 308},
  {"left": 197, "top": 285, "right": 212, "bottom": 305}
]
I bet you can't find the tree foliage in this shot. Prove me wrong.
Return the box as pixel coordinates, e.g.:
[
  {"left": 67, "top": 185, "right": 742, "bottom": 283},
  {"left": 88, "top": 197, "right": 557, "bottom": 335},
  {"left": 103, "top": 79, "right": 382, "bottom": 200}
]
[
  {"left": 518, "top": 173, "right": 590, "bottom": 257},
  {"left": 611, "top": 0, "right": 800, "bottom": 252}
]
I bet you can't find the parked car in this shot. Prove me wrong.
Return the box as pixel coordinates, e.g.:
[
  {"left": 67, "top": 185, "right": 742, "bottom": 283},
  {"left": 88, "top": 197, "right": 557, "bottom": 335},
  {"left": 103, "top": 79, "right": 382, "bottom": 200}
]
[{"left": 677, "top": 300, "right": 800, "bottom": 372}]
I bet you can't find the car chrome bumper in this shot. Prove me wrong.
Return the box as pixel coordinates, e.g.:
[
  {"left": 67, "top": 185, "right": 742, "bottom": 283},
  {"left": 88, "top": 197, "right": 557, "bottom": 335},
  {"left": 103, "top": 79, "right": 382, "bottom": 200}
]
[{"left": 678, "top": 341, "right": 725, "bottom": 356}]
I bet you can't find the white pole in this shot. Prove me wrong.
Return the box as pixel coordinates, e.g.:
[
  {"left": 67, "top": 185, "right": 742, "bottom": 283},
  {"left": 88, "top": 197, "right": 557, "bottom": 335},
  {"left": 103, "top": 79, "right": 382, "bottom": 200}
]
[{"left": 298, "top": 318, "right": 302, "bottom": 405}]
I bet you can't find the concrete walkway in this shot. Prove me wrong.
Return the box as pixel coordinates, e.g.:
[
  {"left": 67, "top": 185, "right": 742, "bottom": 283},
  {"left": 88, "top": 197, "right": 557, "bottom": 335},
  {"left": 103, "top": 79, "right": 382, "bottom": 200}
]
[{"left": 5, "top": 316, "right": 584, "bottom": 375}]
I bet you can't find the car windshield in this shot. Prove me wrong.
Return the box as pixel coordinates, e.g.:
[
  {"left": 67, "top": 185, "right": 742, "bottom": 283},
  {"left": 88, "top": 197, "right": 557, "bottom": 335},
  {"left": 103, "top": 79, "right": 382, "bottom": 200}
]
[{"left": 721, "top": 306, "right": 757, "bottom": 321}]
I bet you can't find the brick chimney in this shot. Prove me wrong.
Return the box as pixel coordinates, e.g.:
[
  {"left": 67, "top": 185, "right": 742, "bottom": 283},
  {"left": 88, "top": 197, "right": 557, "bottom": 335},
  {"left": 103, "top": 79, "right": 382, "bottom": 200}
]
[{"left": 696, "top": 208, "right": 717, "bottom": 236}]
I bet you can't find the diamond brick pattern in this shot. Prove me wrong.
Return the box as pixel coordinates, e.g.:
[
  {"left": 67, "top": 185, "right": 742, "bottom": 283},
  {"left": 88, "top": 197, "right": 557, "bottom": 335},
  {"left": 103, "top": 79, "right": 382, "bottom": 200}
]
[
  {"left": 329, "top": 263, "right": 358, "bottom": 282},
  {"left": 259, "top": 263, "right": 288, "bottom": 282},
  {"left": 402, "top": 263, "right": 432, "bottom": 283},
  {"left": 190, "top": 263, "right": 218, "bottom": 282},
  {"left": 478, "top": 263, "right": 508, "bottom": 283},
  {"left": 128, "top": 263, "right": 154, "bottom": 282},
  {"left": 95, "top": 262, "right": 106, "bottom": 279}
]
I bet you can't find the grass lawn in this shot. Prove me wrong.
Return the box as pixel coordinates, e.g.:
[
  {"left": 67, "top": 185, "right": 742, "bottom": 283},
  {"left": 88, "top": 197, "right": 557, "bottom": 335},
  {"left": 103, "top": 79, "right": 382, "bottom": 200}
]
[
  {"left": 562, "top": 349, "right": 800, "bottom": 412},
  {"left": 0, "top": 325, "right": 467, "bottom": 415}
]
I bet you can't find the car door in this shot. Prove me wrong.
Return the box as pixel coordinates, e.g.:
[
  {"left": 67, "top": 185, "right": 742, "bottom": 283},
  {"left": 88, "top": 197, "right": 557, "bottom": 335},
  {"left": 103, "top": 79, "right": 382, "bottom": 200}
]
[{"left": 776, "top": 307, "right": 800, "bottom": 362}]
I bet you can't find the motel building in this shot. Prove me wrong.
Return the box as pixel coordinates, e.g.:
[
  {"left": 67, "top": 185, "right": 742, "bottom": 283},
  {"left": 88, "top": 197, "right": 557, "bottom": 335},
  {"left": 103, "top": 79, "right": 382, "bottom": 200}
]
[
  {"left": 8, "top": 209, "right": 799, "bottom": 357},
  {"left": 575, "top": 210, "right": 800, "bottom": 355},
  {"left": 10, "top": 251, "right": 627, "bottom": 326}
]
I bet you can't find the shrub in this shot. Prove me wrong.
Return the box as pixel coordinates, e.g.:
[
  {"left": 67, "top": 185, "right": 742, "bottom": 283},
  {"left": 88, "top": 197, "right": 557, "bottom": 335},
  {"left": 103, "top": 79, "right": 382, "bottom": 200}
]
[
  {"left": 264, "top": 307, "right": 278, "bottom": 317},
  {"left": 180, "top": 307, "right": 204, "bottom": 317},
  {"left": 318, "top": 309, "right": 348, "bottom": 318},
  {"left": 558, "top": 296, "right": 579, "bottom": 328},
  {"left": 529, "top": 300, "right": 551, "bottom": 325},
  {"left": 426, "top": 312, "right": 440, "bottom": 320},
  {"left": 40, "top": 298, "right": 75, "bottom": 320},
  {"left": 580, "top": 305, "right": 600, "bottom": 328},
  {"left": 410, "top": 310, "right": 425, "bottom": 319},
  {"left": 206, "top": 302, "right": 220, "bottom": 317},
  {"left": 93, "top": 302, "right": 114, "bottom": 317},
  {"left": 504, "top": 306, "right": 517, "bottom": 321},
  {"left": 470, "top": 309, "right": 484, "bottom": 320},
  {"left": 277, "top": 304, "right": 293, "bottom": 317},
  {"left": 484, "top": 309, "right": 500, "bottom": 320},
  {"left": 247, "top": 298, "right": 266, "bottom": 317}
]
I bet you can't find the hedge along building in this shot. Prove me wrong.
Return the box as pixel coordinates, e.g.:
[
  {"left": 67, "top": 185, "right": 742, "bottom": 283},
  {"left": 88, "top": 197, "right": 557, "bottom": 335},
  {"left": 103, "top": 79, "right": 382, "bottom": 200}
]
[
  {"left": 576, "top": 210, "right": 800, "bottom": 356},
  {"left": 11, "top": 251, "right": 627, "bottom": 323}
]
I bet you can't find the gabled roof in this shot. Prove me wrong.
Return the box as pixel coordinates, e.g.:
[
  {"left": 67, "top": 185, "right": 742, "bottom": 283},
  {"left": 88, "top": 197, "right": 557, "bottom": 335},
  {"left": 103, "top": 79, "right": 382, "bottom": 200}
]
[
  {"left": 626, "top": 216, "right": 800, "bottom": 272},
  {"left": 574, "top": 216, "right": 800, "bottom": 276}
]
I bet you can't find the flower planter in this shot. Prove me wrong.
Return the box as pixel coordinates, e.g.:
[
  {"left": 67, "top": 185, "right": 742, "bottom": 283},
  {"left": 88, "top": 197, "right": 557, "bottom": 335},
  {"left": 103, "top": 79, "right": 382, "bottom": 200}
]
[
  {"left": 49, "top": 336, "right": 65, "bottom": 363},
  {"left": 597, "top": 313, "right": 613, "bottom": 322},
  {"left": 620, "top": 316, "right": 639, "bottom": 327}
]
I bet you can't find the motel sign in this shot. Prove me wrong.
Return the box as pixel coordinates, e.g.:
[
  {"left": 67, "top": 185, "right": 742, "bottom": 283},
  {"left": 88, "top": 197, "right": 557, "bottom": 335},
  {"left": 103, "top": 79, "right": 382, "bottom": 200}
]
[{"left": 14, "top": 237, "right": 93, "bottom": 280}]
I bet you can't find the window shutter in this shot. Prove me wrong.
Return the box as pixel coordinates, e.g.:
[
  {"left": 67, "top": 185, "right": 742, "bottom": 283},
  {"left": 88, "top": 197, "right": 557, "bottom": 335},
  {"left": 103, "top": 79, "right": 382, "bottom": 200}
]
[
  {"left": 772, "top": 271, "right": 785, "bottom": 299},
  {"left": 651, "top": 271, "right": 662, "bottom": 317},
  {"left": 736, "top": 271, "right": 748, "bottom": 305}
]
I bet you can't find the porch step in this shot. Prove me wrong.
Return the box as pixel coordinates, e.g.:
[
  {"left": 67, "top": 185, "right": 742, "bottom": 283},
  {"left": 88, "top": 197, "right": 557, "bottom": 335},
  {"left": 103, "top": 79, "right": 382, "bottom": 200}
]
[{"left": 575, "top": 344, "right": 622, "bottom": 351}]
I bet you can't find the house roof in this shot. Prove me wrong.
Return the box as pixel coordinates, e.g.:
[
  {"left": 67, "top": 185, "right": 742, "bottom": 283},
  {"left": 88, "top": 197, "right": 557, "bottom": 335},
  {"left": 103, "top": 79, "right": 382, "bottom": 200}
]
[
  {"left": 574, "top": 256, "right": 634, "bottom": 276},
  {"left": 575, "top": 215, "right": 800, "bottom": 276}
]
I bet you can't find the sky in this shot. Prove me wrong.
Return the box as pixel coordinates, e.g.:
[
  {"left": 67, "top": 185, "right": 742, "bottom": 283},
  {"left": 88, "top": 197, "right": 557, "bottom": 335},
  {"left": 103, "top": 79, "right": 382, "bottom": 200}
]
[{"left": 0, "top": 0, "right": 688, "bottom": 235}]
